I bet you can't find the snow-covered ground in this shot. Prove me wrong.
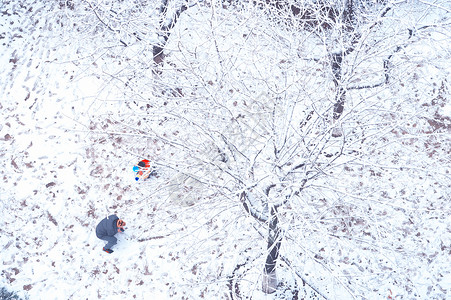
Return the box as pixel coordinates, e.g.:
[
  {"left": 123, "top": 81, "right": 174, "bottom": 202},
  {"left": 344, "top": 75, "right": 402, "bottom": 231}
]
[
  {"left": 0, "top": 1, "right": 185, "bottom": 299},
  {"left": 0, "top": 3, "right": 260, "bottom": 299},
  {"left": 1, "top": 1, "right": 450, "bottom": 299}
]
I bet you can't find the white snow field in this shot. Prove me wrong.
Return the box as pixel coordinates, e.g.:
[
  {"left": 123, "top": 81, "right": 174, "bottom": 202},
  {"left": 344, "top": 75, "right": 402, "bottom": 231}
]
[{"left": 1, "top": 1, "right": 450, "bottom": 299}]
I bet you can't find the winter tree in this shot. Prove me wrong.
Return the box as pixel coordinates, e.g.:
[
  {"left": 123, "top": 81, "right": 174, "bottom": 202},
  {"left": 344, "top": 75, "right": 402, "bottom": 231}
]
[{"left": 64, "top": 0, "right": 450, "bottom": 298}]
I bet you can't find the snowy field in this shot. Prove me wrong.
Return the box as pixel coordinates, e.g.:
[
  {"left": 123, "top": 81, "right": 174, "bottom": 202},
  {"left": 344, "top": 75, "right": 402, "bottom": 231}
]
[
  {"left": 1, "top": 0, "right": 450, "bottom": 299},
  {"left": 0, "top": 2, "right": 195, "bottom": 299},
  {"left": 1, "top": 2, "right": 275, "bottom": 299}
]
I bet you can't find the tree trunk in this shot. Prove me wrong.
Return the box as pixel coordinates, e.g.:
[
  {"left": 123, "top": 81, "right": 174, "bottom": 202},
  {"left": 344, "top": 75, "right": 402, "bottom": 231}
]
[
  {"left": 331, "top": 52, "right": 345, "bottom": 122},
  {"left": 153, "top": 0, "right": 188, "bottom": 67},
  {"left": 262, "top": 206, "right": 282, "bottom": 294},
  {"left": 330, "top": 0, "right": 356, "bottom": 137},
  {"left": 330, "top": 51, "right": 346, "bottom": 137}
]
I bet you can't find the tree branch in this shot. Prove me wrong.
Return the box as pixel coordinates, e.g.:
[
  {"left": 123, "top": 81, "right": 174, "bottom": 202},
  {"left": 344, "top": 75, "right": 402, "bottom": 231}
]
[{"left": 240, "top": 191, "right": 268, "bottom": 223}]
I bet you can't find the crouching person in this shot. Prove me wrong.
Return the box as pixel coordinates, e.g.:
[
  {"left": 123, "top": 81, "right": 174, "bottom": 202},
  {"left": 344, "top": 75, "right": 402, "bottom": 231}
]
[
  {"left": 95, "top": 215, "right": 126, "bottom": 254},
  {"left": 133, "top": 159, "right": 156, "bottom": 181}
]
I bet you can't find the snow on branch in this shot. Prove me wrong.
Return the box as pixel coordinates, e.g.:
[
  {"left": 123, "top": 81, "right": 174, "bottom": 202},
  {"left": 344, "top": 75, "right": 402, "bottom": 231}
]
[
  {"left": 348, "top": 25, "right": 437, "bottom": 90},
  {"left": 240, "top": 191, "right": 268, "bottom": 223}
]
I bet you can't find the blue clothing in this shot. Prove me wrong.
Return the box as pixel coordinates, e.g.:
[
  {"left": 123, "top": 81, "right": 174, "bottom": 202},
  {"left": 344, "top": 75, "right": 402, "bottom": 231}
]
[
  {"left": 98, "top": 235, "right": 117, "bottom": 249},
  {"left": 96, "top": 215, "right": 119, "bottom": 249},
  {"left": 96, "top": 215, "right": 119, "bottom": 238}
]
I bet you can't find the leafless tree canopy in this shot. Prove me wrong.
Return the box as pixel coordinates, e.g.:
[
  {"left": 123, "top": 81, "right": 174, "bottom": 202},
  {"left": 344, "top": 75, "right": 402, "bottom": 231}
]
[{"left": 59, "top": 0, "right": 450, "bottom": 298}]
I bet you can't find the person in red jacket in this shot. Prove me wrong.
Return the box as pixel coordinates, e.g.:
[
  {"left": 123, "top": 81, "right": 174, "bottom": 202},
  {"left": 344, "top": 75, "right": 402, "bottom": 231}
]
[{"left": 133, "top": 159, "right": 155, "bottom": 181}]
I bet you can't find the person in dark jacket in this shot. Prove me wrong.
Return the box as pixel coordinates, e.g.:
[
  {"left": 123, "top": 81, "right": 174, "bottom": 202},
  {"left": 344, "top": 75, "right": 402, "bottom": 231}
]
[{"left": 95, "top": 215, "right": 126, "bottom": 254}]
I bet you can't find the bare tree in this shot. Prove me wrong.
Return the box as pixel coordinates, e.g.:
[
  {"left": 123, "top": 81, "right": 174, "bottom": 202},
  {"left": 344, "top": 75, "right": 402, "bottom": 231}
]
[{"left": 75, "top": 0, "right": 450, "bottom": 298}]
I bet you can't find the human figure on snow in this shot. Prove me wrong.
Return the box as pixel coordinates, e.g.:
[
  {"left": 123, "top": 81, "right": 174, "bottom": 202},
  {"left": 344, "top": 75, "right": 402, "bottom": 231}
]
[
  {"left": 95, "top": 215, "right": 126, "bottom": 254},
  {"left": 133, "top": 159, "right": 155, "bottom": 181}
]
